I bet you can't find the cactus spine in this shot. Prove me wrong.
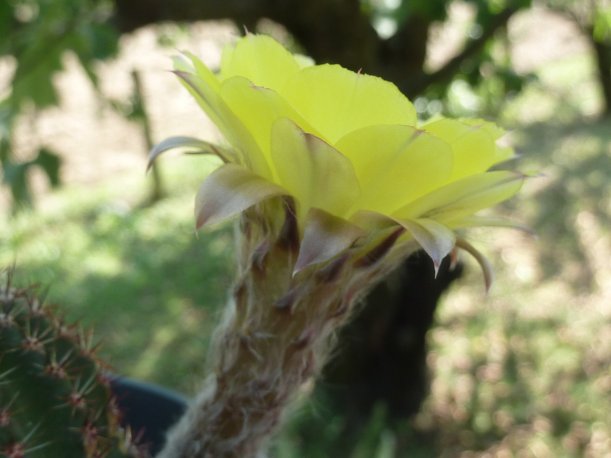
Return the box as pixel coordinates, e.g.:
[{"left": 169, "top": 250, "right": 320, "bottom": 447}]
[
  {"left": 0, "top": 270, "right": 147, "bottom": 458},
  {"left": 159, "top": 200, "right": 415, "bottom": 458}
]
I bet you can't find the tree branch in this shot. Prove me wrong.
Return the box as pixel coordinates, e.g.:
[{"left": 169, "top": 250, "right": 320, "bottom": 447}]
[
  {"left": 266, "top": 0, "right": 382, "bottom": 72},
  {"left": 405, "top": 5, "right": 519, "bottom": 95},
  {"left": 114, "top": 0, "right": 520, "bottom": 100},
  {"left": 113, "top": 0, "right": 268, "bottom": 33},
  {"left": 114, "top": 0, "right": 382, "bottom": 75}
]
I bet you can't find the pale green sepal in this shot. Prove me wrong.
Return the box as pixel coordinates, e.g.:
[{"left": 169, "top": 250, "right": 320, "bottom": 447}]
[
  {"left": 394, "top": 171, "right": 524, "bottom": 224},
  {"left": 172, "top": 54, "right": 193, "bottom": 73},
  {"left": 173, "top": 70, "right": 224, "bottom": 125},
  {"left": 148, "top": 136, "right": 235, "bottom": 170},
  {"left": 181, "top": 51, "right": 221, "bottom": 91},
  {"left": 194, "top": 164, "right": 287, "bottom": 229},
  {"left": 350, "top": 209, "right": 400, "bottom": 232},
  {"left": 399, "top": 218, "right": 456, "bottom": 275},
  {"left": 352, "top": 211, "right": 454, "bottom": 273},
  {"left": 449, "top": 215, "right": 534, "bottom": 235},
  {"left": 271, "top": 118, "right": 361, "bottom": 220},
  {"left": 456, "top": 238, "right": 494, "bottom": 292},
  {"left": 174, "top": 70, "right": 273, "bottom": 179},
  {"left": 294, "top": 208, "right": 365, "bottom": 274}
]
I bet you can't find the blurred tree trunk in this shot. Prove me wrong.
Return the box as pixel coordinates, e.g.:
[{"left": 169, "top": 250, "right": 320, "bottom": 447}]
[
  {"left": 114, "top": 0, "right": 515, "bottom": 426},
  {"left": 589, "top": 32, "right": 611, "bottom": 116},
  {"left": 320, "top": 256, "right": 462, "bottom": 421},
  {"left": 546, "top": 0, "right": 611, "bottom": 117}
]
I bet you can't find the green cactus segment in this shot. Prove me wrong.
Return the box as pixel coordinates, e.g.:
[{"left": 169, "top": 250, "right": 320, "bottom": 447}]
[{"left": 0, "top": 272, "right": 147, "bottom": 458}]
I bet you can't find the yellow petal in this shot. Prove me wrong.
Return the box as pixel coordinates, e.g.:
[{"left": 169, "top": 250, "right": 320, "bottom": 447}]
[
  {"left": 461, "top": 118, "right": 504, "bottom": 139},
  {"left": 282, "top": 64, "right": 417, "bottom": 144},
  {"left": 271, "top": 118, "right": 361, "bottom": 219},
  {"left": 220, "top": 76, "right": 315, "bottom": 179},
  {"left": 457, "top": 118, "right": 515, "bottom": 164},
  {"left": 423, "top": 118, "right": 501, "bottom": 180},
  {"left": 394, "top": 171, "right": 524, "bottom": 224},
  {"left": 493, "top": 144, "right": 515, "bottom": 164},
  {"left": 219, "top": 34, "right": 301, "bottom": 91},
  {"left": 335, "top": 125, "right": 453, "bottom": 215}
]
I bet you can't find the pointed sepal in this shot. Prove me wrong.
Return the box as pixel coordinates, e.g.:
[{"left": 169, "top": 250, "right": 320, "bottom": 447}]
[
  {"left": 456, "top": 237, "right": 494, "bottom": 292},
  {"left": 395, "top": 171, "right": 525, "bottom": 224},
  {"left": 400, "top": 218, "right": 456, "bottom": 276},
  {"left": 195, "top": 164, "right": 287, "bottom": 229},
  {"left": 148, "top": 136, "right": 235, "bottom": 170},
  {"left": 450, "top": 215, "right": 534, "bottom": 235},
  {"left": 294, "top": 208, "right": 365, "bottom": 274},
  {"left": 271, "top": 118, "right": 360, "bottom": 219}
]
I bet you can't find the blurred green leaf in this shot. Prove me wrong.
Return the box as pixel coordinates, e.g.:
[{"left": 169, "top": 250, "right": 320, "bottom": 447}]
[
  {"left": 593, "top": 7, "right": 611, "bottom": 42},
  {"left": 393, "top": 0, "right": 448, "bottom": 25},
  {"left": 0, "top": 147, "right": 61, "bottom": 210},
  {"left": 11, "top": 54, "right": 62, "bottom": 109},
  {"left": 71, "top": 21, "right": 119, "bottom": 88},
  {"left": 33, "top": 147, "right": 62, "bottom": 188},
  {"left": 0, "top": 0, "right": 119, "bottom": 211},
  {"left": 0, "top": 2, "right": 13, "bottom": 41},
  {"left": 1, "top": 159, "right": 33, "bottom": 207}
]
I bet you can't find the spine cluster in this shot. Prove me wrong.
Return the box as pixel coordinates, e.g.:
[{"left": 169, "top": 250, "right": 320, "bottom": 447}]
[{"left": 0, "top": 270, "right": 147, "bottom": 458}]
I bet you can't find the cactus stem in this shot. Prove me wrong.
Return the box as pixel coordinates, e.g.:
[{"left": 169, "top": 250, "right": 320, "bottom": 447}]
[{"left": 158, "top": 209, "right": 409, "bottom": 458}]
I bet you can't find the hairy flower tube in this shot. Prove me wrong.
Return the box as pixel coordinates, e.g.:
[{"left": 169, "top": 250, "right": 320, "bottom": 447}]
[{"left": 153, "top": 35, "right": 524, "bottom": 458}]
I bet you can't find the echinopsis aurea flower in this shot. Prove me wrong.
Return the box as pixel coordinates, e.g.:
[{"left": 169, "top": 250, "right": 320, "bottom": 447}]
[{"left": 153, "top": 35, "right": 524, "bottom": 458}]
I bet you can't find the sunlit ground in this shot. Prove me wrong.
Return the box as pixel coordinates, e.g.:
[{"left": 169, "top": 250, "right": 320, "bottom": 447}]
[{"left": 1, "top": 8, "right": 610, "bottom": 458}]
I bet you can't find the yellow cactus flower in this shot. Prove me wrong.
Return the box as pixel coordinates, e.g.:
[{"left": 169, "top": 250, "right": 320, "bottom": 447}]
[
  {"left": 151, "top": 34, "right": 523, "bottom": 274},
  {"left": 154, "top": 35, "right": 526, "bottom": 458}
]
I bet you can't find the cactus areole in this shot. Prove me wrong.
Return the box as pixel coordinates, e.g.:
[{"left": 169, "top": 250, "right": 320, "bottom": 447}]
[
  {"left": 152, "top": 35, "right": 524, "bottom": 458},
  {"left": 0, "top": 272, "right": 147, "bottom": 458}
]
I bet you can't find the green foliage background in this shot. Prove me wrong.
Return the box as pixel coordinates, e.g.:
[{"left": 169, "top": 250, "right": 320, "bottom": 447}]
[
  {"left": 1, "top": 0, "right": 118, "bottom": 209},
  {"left": 1, "top": 0, "right": 610, "bottom": 456}
]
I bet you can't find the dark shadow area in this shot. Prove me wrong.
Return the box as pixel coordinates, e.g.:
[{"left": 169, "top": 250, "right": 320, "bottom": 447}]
[{"left": 111, "top": 376, "right": 188, "bottom": 456}]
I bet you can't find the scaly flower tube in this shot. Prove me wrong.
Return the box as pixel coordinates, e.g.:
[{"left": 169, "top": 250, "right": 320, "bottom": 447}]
[{"left": 153, "top": 35, "right": 524, "bottom": 458}]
